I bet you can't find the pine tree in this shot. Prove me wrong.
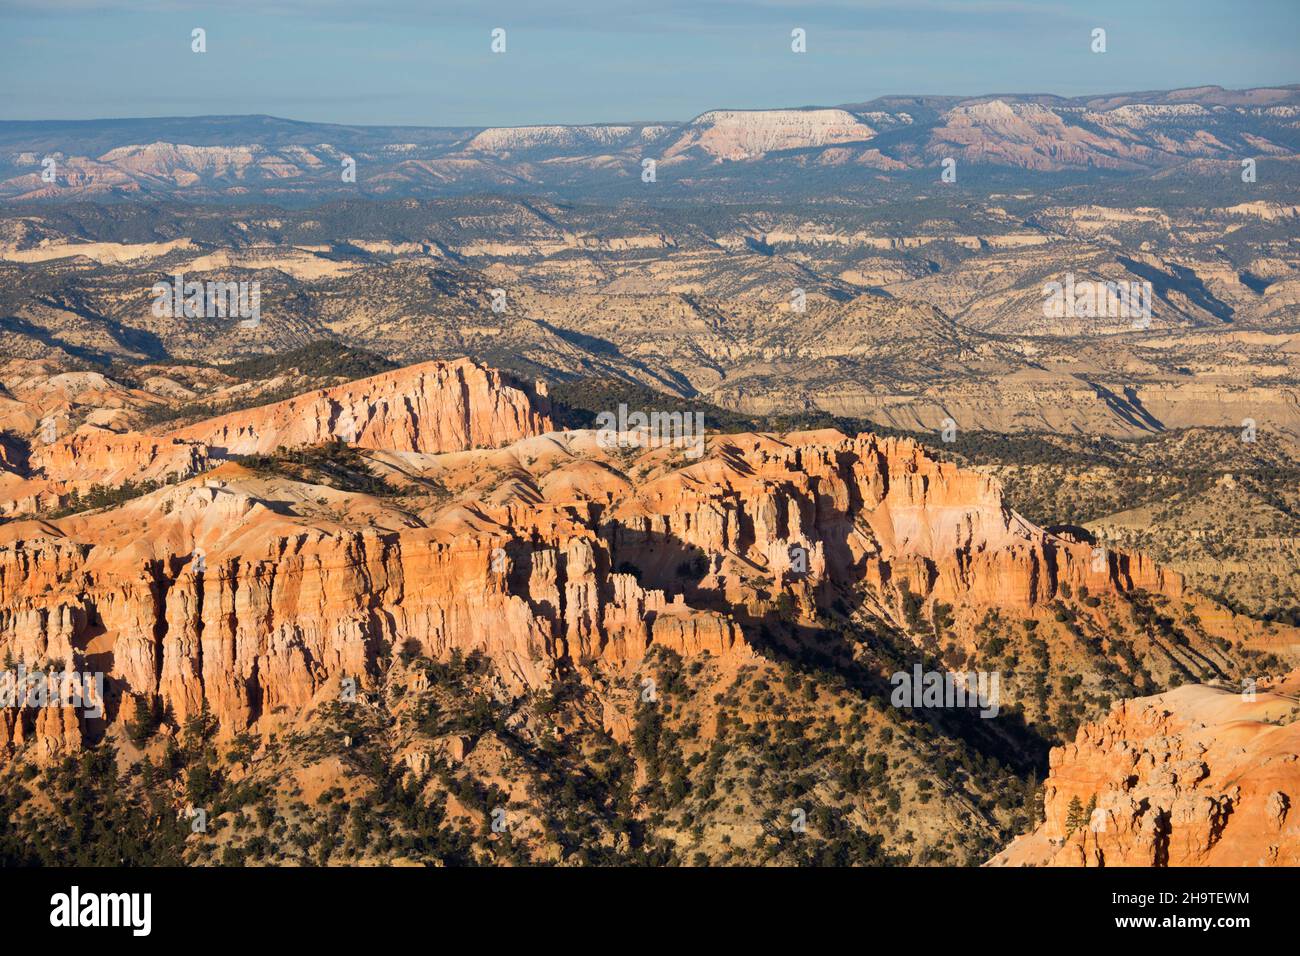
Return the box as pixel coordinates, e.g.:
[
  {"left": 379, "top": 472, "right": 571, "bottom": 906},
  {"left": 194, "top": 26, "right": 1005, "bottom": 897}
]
[
  {"left": 126, "top": 694, "right": 157, "bottom": 747},
  {"left": 1084, "top": 794, "right": 1098, "bottom": 831},
  {"left": 1065, "top": 795, "right": 1085, "bottom": 834}
]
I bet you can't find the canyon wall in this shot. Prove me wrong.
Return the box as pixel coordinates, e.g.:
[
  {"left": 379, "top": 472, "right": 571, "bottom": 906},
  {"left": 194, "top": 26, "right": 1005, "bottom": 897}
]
[
  {"left": 0, "top": 419, "right": 1199, "bottom": 754},
  {"left": 0, "top": 358, "right": 552, "bottom": 515},
  {"left": 166, "top": 358, "right": 553, "bottom": 456}
]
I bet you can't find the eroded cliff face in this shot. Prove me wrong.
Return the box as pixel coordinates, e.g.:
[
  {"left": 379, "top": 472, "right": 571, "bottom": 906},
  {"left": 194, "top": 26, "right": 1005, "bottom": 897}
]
[
  {"left": 166, "top": 358, "right": 552, "bottom": 456},
  {"left": 0, "top": 408, "right": 1235, "bottom": 758},
  {"left": 28, "top": 427, "right": 210, "bottom": 485},
  {"left": 0, "top": 475, "right": 746, "bottom": 746},
  {"left": 0, "top": 358, "right": 553, "bottom": 747},
  {"left": 0, "top": 427, "right": 212, "bottom": 516},
  {"left": 0, "top": 358, "right": 552, "bottom": 515},
  {"left": 989, "top": 678, "right": 1300, "bottom": 867},
  {"left": 2, "top": 358, "right": 1294, "bottom": 784}
]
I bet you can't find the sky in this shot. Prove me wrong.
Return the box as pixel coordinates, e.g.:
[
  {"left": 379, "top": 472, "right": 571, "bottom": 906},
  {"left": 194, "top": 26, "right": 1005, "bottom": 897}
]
[{"left": 1, "top": 0, "right": 1298, "bottom": 127}]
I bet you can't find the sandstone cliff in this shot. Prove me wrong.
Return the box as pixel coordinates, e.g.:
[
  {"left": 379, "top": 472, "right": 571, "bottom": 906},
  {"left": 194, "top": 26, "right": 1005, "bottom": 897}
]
[
  {"left": 1, "top": 359, "right": 1293, "bottom": 795},
  {"left": 0, "top": 415, "right": 1250, "bottom": 756},
  {"left": 166, "top": 357, "right": 552, "bottom": 456},
  {"left": 0, "top": 358, "right": 552, "bottom": 515},
  {"left": 989, "top": 676, "right": 1300, "bottom": 866}
]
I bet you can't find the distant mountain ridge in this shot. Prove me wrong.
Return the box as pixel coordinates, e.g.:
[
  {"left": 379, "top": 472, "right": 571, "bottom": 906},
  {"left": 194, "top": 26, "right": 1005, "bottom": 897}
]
[{"left": 2, "top": 84, "right": 1298, "bottom": 202}]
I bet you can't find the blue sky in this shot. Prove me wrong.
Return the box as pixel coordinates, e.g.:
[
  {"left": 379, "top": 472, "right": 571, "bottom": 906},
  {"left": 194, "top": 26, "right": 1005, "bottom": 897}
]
[{"left": 1, "top": 0, "right": 1297, "bottom": 126}]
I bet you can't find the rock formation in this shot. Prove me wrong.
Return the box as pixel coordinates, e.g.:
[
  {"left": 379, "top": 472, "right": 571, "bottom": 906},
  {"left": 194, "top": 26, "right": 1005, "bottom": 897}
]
[
  {"left": 664, "top": 109, "right": 876, "bottom": 161},
  {"left": 989, "top": 677, "right": 1300, "bottom": 866},
  {"left": 166, "top": 357, "right": 552, "bottom": 456},
  {"left": 1, "top": 356, "right": 1296, "bottom": 873},
  {"left": 0, "top": 358, "right": 552, "bottom": 515},
  {"left": 0, "top": 383, "right": 1254, "bottom": 756}
]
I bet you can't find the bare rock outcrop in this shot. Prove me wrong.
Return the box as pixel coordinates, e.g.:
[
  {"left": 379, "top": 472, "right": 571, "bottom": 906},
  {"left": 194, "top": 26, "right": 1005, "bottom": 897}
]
[
  {"left": 167, "top": 358, "right": 551, "bottom": 456},
  {"left": 2, "top": 363, "right": 1283, "bottom": 768},
  {"left": 0, "top": 417, "right": 1209, "bottom": 756},
  {"left": 0, "top": 358, "right": 551, "bottom": 515},
  {"left": 989, "top": 677, "right": 1300, "bottom": 866}
]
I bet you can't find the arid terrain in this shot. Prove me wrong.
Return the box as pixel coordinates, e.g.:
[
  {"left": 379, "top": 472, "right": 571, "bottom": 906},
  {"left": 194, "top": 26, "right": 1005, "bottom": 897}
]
[
  {"left": 0, "top": 84, "right": 1298, "bottom": 868},
  {"left": 0, "top": 351, "right": 1295, "bottom": 866}
]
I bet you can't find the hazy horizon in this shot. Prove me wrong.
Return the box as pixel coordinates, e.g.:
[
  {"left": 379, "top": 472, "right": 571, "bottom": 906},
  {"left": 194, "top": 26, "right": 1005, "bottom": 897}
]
[
  {"left": 2, "top": 0, "right": 1298, "bottom": 127},
  {"left": 5, "top": 78, "right": 1300, "bottom": 132}
]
